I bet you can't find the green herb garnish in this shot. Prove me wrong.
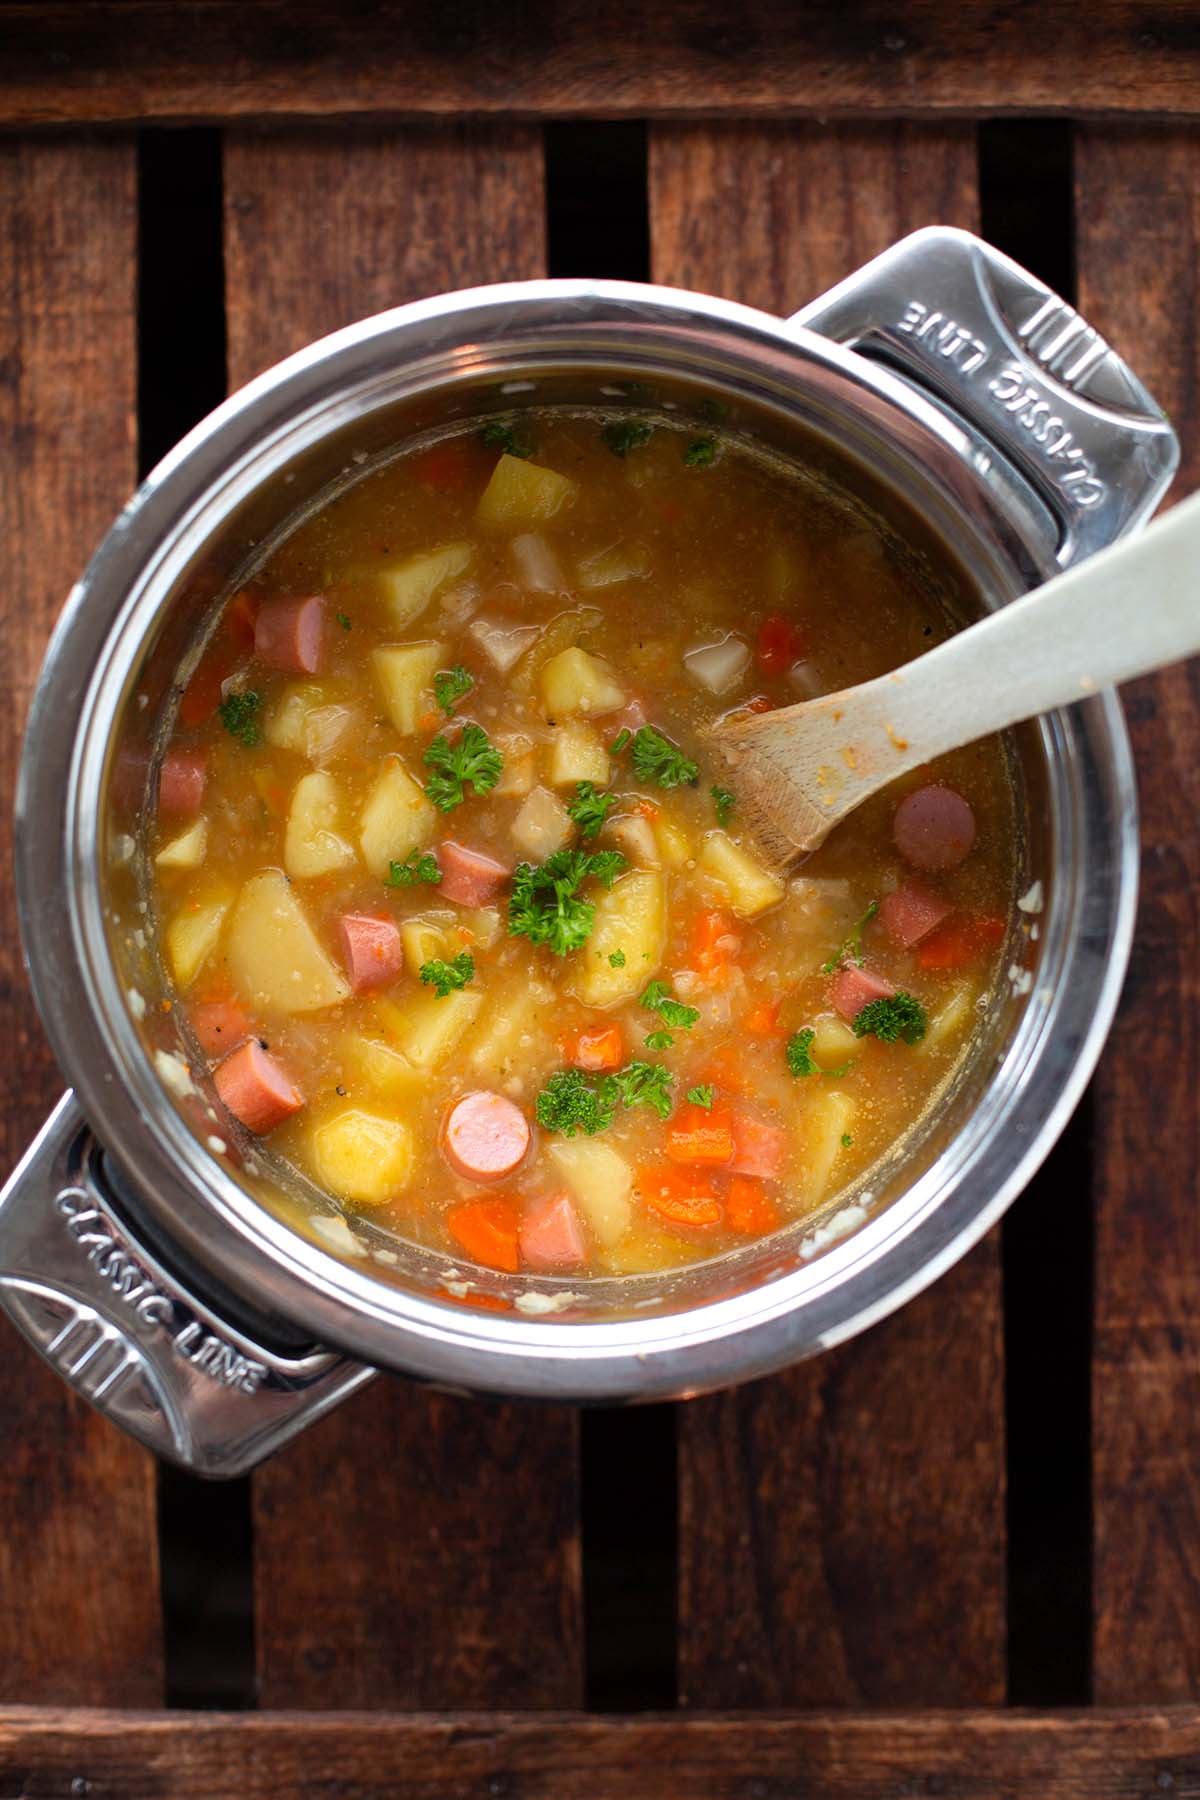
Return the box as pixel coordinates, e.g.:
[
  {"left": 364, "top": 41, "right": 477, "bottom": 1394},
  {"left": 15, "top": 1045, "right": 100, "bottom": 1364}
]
[
  {"left": 217, "top": 689, "right": 262, "bottom": 747},
  {"left": 644, "top": 1030, "right": 675, "bottom": 1052},
  {"left": 641, "top": 979, "right": 700, "bottom": 1032},
  {"left": 698, "top": 397, "right": 729, "bottom": 423},
  {"left": 609, "top": 949, "right": 627, "bottom": 968},
  {"left": 601, "top": 419, "right": 654, "bottom": 458},
  {"left": 535, "top": 1058, "right": 674, "bottom": 1135},
  {"left": 433, "top": 665, "right": 474, "bottom": 716},
  {"left": 820, "top": 900, "right": 880, "bottom": 974},
  {"left": 840, "top": 1132, "right": 853, "bottom": 1148},
  {"left": 567, "top": 780, "right": 615, "bottom": 840},
  {"left": 630, "top": 725, "right": 698, "bottom": 790},
  {"left": 335, "top": 610, "right": 352, "bottom": 631},
  {"left": 684, "top": 436, "right": 718, "bottom": 468},
  {"left": 418, "top": 951, "right": 475, "bottom": 998},
  {"left": 785, "top": 1027, "right": 853, "bottom": 1080},
  {"left": 688, "top": 1084, "right": 715, "bottom": 1110},
  {"left": 610, "top": 728, "right": 632, "bottom": 754},
  {"left": 605, "top": 1059, "right": 675, "bottom": 1120},
  {"left": 423, "top": 723, "right": 503, "bottom": 811},
  {"left": 385, "top": 850, "right": 442, "bottom": 888},
  {"left": 508, "top": 848, "right": 626, "bottom": 957},
  {"left": 481, "top": 420, "right": 534, "bottom": 458},
  {"left": 711, "top": 784, "right": 736, "bottom": 827},
  {"left": 852, "top": 992, "right": 927, "bottom": 1045}
]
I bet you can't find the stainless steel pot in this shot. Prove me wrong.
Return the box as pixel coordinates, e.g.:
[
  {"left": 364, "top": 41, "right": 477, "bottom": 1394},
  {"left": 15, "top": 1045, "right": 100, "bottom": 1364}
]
[{"left": 0, "top": 228, "right": 1176, "bottom": 1476}]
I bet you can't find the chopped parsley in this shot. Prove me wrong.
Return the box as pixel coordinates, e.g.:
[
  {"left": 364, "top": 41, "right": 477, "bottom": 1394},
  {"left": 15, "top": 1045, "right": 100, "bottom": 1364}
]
[
  {"left": 820, "top": 900, "right": 880, "bottom": 974},
  {"left": 631, "top": 725, "right": 698, "bottom": 790},
  {"left": 840, "top": 1132, "right": 853, "bottom": 1148},
  {"left": 385, "top": 850, "right": 442, "bottom": 887},
  {"left": 601, "top": 419, "right": 654, "bottom": 458},
  {"left": 609, "top": 728, "right": 632, "bottom": 754},
  {"left": 335, "top": 610, "right": 352, "bottom": 631},
  {"left": 508, "top": 848, "right": 626, "bottom": 957},
  {"left": 644, "top": 1029, "right": 675, "bottom": 1052},
  {"left": 684, "top": 436, "right": 718, "bottom": 468},
  {"left": 418, "top": 951, "right": 475, "bottom": 998},
  {"left": 567, "top": 780, "right": 615, "bottom": 840},
  {"left": 423, "top": 723, "right": 503, "bottom": 811},
  {"left": 852, "top": 992, "right": 927, "bottom": 1045},
  {"left": 785, "top": 1027, "right": 852, "bottom": 1080},
  {"left": 641, "top": 979, "right": 700, "bottom": 1032},
  {"left": 711, "top": 784, "right": 736, "bottom": 827},
  {"left": 433, "top": 665, "right": 474, "bottom": 716},
  {"left": 536, "top": 1058, "right": 674, "bottom": 1135},
  {"left": 217, "top": 689, "right": 262, "bottom": 747},
  {"left": 688, "top": 1084, "right": 715, "bottom": 1110},
  {"left": 698, "top": 396, "right": 730, "bottom": 423},
  {"left": 608, "top": 949, "right": 626, "bottom": 968},
  {"left": 480, "top": 419, "right": 534, "bottom": 458}
]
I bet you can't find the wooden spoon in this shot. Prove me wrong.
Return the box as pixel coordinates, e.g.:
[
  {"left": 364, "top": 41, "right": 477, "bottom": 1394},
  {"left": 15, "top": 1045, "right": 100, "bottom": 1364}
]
[{"left": 705, "top": 490, "right": 1200, "bottom": 875}]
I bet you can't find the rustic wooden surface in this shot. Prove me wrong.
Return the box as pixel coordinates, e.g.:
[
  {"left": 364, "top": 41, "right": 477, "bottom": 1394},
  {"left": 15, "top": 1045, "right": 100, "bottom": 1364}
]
[{"left": 4, "top": 4, "right": 1200, "bottom": 125}]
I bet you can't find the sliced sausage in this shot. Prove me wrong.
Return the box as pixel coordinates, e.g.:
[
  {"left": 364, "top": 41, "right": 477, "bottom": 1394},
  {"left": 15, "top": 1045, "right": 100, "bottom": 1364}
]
[
  {"left": 192, "top": 997, "right": 253, "bottom": 1058},
  {"left": 214, "top": 1038, "right": 303, "bottom": 1134},
  {"left": 893, "top": 784, "right": 976, "bottom": 870},
  {"left": 254, "top": 595, "right": 326, "bottom": 674},
  {"left": 878, "top": 882, "right": 953, "bottom": 949},
  {"left": 830, "top": 964, "right": 896, "bottom": 1023},
  {"left": 519, "top": 1193, "right": 586, "bottom": 1270},
  {"left": 442, "top": 1089, "right": 531, "bottom": 1183},
  {"left": 338, "top": 912, "right": 404, "bottom": 993},
  {"left": 438, "top": 840, "right": 510, "bottom": 908},
  {"left": 158, "top": 747, "right": 207, "bottom": 816},
  {"left": 729, "top": 1112, "right": 789, "bottom": 1180}
]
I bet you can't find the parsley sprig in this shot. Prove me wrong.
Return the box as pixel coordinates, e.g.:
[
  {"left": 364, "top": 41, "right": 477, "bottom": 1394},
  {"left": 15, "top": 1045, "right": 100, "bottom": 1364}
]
[
  {"left": 419, "top": 951, "right": 475, "bottom": 998},
  {"left": 687, "top": 1084, "right": 715, "bottom": 1110},
  {"left": 684, "top": 436, "right": 718, "bottom": 468},
  {"left": 508, "top": 848, "right": 626, "bottom": 956},
  {"left": 423, "top": 724, "right": 503, "bottom": 812},
  {"left": 786, "top": 1028, "right": 852, "bottom": 1080},
  {"left": 433, "top": 665, "right": 474, "bottom": 716},
  {"left": 852, "top": 992, "right": 927, "bottom": 1045},
  {"left": 711, "top": 784, "right": 736, "bottom": 827},
  {"left": 217, "top": 689, "right": 262, "bottom": 747},
  {"left": 385, "top": 850, "right": 442, "bottom": 888},
  {"left": 480, "top": 419, "right": 535, "bottom": 459},
  {"left": 535, "top": 1059, "right": 675, "bottom": 1136},
  {"left": 630, "top": 725, "right": 698, "bottom": 790},
  {"left": 641, "top": 980, "right": 700, "bottom": 1031},
  {"left": 820, "top": 900, "right": 880, "bottom": 974},
  {"left": 567, "top": 781, "right": 615, "bottom": 840},
  {"left": 601, "top": 419, "right": 653, "bottom": 457}
]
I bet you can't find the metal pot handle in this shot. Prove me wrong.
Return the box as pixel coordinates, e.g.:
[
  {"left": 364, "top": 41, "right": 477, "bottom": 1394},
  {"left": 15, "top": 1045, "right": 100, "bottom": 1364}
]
[
  {"left": 0, "top": 1094, "right": 374, "bottom": 1477},
  {"left": 791, "top": 226, "right": 1179, "bottom": 564}
]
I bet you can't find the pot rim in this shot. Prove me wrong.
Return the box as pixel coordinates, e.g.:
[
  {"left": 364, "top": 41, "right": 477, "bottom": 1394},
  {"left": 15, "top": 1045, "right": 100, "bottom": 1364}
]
[{"left": 15, "top": 276, "right": 1140, "bottom": 1400}]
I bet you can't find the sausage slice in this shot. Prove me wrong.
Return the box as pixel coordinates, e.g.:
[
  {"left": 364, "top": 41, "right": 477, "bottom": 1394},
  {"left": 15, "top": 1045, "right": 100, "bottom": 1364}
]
[
  {"left": 338, "top": 912, "right": 404, "bottom": 993},
  {"left": 893, "top": 784, "right": 976, "bottom": 870},
  {"left": 442, "top": 1090, "right": 531, "bottom": 1183},
  {"left": 254, "top": 595, "right": 326, "bottom": 675},
  {"left": 878, "top": 882, "right": 953, "bottom": 949},
  {"left": 438, "top": 841, "right": 510, "bottom": 908},
  {"left": 158, "top": 747, "right": 207, "bottom": 816},
  {"left": 214, "top": 1038, "right": 303, "bottom": 1134},
  {"left": 519, "top": 1193, "right": 586, "bottom": 1270},
  {"left": 830, "top": 965, "right": 896, "bottom": 1023}
]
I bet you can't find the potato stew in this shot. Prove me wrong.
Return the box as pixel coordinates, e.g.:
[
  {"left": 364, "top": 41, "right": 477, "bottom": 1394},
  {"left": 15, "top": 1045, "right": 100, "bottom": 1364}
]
[{"left": 152, "top": 411, "right": 1017, "bottom": 1281}]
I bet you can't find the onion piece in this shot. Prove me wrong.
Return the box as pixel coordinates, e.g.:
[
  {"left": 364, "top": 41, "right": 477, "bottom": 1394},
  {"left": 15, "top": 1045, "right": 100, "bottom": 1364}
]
[
  {"left": 511, "top": 533, "right": 563, "bottom": 594},
  {"left": 303, "top": 703, "right": 360, "bottom": 765},
  {"left": 683, "top": 634, "right": 751, "bottom": 696},
  {"left": 787, "top": 658, "right": 824, "bottom": 698},
  {"left": 468, "top": 613, "right": 542, "bottom": 673}
]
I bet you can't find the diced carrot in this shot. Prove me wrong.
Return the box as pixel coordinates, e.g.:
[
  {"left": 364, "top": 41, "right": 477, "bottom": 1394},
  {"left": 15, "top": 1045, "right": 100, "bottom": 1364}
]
[
  {"left": 562, "top": 1021, "right": 625, "bottom": 1073},
  {"left": 916, "top": 912, "right": 1007, "bottom": 972},
  {"left": 665, "top": 1103, "right": 734, "bottom": 1165},
  {"left": 745, "top": 695, "right": 776, "bottom": 713},
  {"left": 688, "top": 908, "right": 741, "bottom": 977},
  {"left": 418, "top": 710, "right": 442, "bottom": 734},
  {"left": 446, "top": 1196, "right": 521, "bottom": 1273},
  {"left": 438, "top": 1287, "right": 513, "bottom": 1313},
  {"left": 744, "top": 998, "right": 782, "bottom": 1035},
  {"left": 756, "top": 612, "right": 806, "bottom": 674},
  {"left": 178, "top": 591, "right": 260, "bottom": 726},
  {"left": 696, "top": 1047, "right": 749, "bottom": 1098},
  {"left": 415, "top": 438, "right": 477, "bottom": 491},
  {"left": 726, "top": 1175, "right": 781, "bottom": 1235},
  {"left": 192, "top": 997, "right": 253, "bottom": 1058},
  {"left": 225, "top": 588, "right": 260, "bottom": 649},
  {"left": 634, "top": 797, "right": 660, "bottom": 821},
  {"left": 638, "top": 1164, "right": 723, "bottom": 1229}
]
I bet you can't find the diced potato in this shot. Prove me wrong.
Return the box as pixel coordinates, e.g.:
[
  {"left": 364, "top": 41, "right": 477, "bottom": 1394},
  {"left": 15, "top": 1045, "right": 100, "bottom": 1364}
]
[
  {"left": 810, "top": 1013, "right": 860, "bottom": 1069},
  {"left": 919, "top": 982, "right": 977, "bottom": 1054},
  {"left": 512, "top": 785, "right": 574, "bottom": 859},
  {"left": 476, "top": 453, "right": 577, "bottom": 528},
  {"left": 576, "top": 540, "right": 652, "bottom": 590},
  {"left": 607, "top": 814, "right": 659, "bottom": 868},
  {"left": 265, "top": 682, "right": 330, "bottom": 754},
  {"left": 547, "top": 721, "right": 610, "bottom": 787},
  {"left": 574, "top": 869, "right": 666, "bottom": 1006},
  {"left": 165, "top": 887, "right": 232, "bottom": 988},
  {"left": 698, "top": 830, "right": 785, "bottom": 919},
  {"left": 284, "top": 771, "right": 356, "bottom": 880},
  {"left": 372, "top": 641, "right": 448, "bottom": 736},
  {"left": 377, "top": 987, "right": 483, "bottom": 1070},
  {"left": 795, "top": 1089, "right": 856, "bottom": 1206},
  {"left": 359, "top": 757, "right": 436, "bottom": 878},
  {"left": 458, "top": 908, "right": 502, "bottom": 950},
  {"left": 156, "top": 817, "right": 207, "bottom": 871},
  {"left": 375, "top": 542, "right": 472, "bottom": 626},
  {"left": 511, "top": 606, "right": 603, "bottom": 697},
  {"left": 654, "top": 814, "right": 691, "bottom": 869},
  {"left": 308, "top": 1108, "right": 414, "bottom": 1207},
  {"left": 465, "top": 979, "right": 557, "bottom": 1083},
  {"left": 226, "top": 870, "right": 350, "bottom": 1013},
  {"left": 540, "top": 647, "right": 625, "bottom": 719},
  {"left": 492, "top": 733, "right": 535, "bottom": 797},
  {"left": 399, "top": 917, "right": 450, "bottom": 977},
  {"left": 546, "top": 1138, "right": 633, "bottom": 1247},
  {"left": 338, "top": 1033, "right": 424, "bottom": 1100}
]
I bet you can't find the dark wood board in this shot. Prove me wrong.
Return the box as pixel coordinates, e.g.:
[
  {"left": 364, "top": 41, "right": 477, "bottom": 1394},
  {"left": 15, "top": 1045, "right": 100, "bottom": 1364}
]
[
  {"left": 0, "top": 138, "right": 165, "bottom": 1705},
  {"left": 5, "top": 1706, "right": 1200, "bottom": 1798},
  {"left": 648, "top": 121, "right": 1007, "bottom": 1707},
  {"left": 4, "top": 4, "right": 1200, "bottom": 127},
  {"left": 1075, "top": 123, "right": 1200, "bottom": 1706},
  {"left": 223, "top": 126, "right": 583, "bottom": 1710}
]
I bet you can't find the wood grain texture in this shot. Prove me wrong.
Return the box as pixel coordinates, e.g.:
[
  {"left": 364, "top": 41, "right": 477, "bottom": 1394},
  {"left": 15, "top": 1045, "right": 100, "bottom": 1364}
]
[
  {"left": 5, "top": 1706, "right": 1200, "bottom": 1798},
  {"left": 1075, "top": 125, "right": 1200, "bottom": 1705},
  {"left": 5, "top": 3, "right": 1200, "bottom": 126},
  {"left": 0, "top": 138, "right": 164, "bottom": 1704},
  {"left": 223, "top": 126, "right": 581, "bottom": 1710},
  {"left": 649, "top": 122, "right": 1007, "bottom": 1707}
]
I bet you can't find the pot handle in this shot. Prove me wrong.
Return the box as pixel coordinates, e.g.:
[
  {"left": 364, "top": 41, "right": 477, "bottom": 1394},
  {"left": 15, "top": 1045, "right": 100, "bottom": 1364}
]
[
  {"left": 790, "top": 226, "right": 1179, "bottom": 565},
  {"left": 0, "top": 1093, "right": 375, "bottom": 1478}
]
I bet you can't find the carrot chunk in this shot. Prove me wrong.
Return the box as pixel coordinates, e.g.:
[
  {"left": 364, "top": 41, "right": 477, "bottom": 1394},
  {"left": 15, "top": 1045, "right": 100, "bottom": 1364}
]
[
  {"left": 562, "top": 1021, "right": 625, "bottom": 1073},
  {"left": 916, "top": 912, "right": 1007, "bottom": 972},
  {"left": 743, "top": 998, "right": 782, "bottom": 1035},
  {"left": 192, "top": 997, "right": 253, "bottom": 1058},
  {"left": 638, "top": 1164, "right": 723, "bottom": 1229},
  {"left": 756, "top": 612, "right": 806, "bottom": 674},
  {"left": 665, "top": 1103, "right": 734, "bottom": 1165},
  {"left": 446, "top": 1196, "right": 521, "bottom": 1272},
  {"left": 726, "top": 1175, "right": 781, "bottom": 1235},
  {"left": 688, "top": 908, "right": 741, "bottom": 976}
]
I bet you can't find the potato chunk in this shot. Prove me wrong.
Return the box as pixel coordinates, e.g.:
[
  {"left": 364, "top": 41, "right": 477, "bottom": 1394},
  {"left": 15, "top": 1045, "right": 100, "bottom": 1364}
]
[
  {"left": 512, "top": 785, "right": 574, "bottom": 860},
  {"left": 574, "top": 868, "right": 666, "bottom": 1007},
  {"left": 377, "top": 987, "right": 483, "bottom": 1070},
  {"left": 156, "top": 817, "right": 207, "bottom": 871},
  {"left": 399, "top": 916, "right": 452, "bottom": 977},
  {"left": 359, "top": 757, "right": 435, "bottom": 878},
  {"left": 309, "top": 1108, "right": 414, "bottom": 1206},
  {"left": 372, "top": 641, "right": 447, "bottom": 736},
  {"left": 465, "top": 979, "right": 557, "bottom": 1083},
  {"left": 546, "top": 1138, "right": 632, "bottom": 1246},
  {"left": 547, "top": 721, "right": 610, "bottom": 787},
  {"left": 698, "top": 830, "right": 785, "bottom": 919},
  {"left": 338, "top": 1033, "right": 424, "bottom": 1100},
  {"left": 226, "top": 870, "right": 349, "bottom": 1013},
  {"left": 540, "top": 647, "right": 625, "bottom": 719},
  {"left": 476, "top": 453, "right": 577, "bottom": 528},
  {"left": 375, "top": 542, "right": 472, "bottom": 626},
  {"left": 284, "top": 770, "right": 356, "bottom": 879},
  {"left": 165, "top": 886, "right": 232, "bottom": 988},
  {"left": 264, "top": 682, "right": 329, "bottom": 754},
  {"left": 795, "top": 1089, "right": 856, "bottom": 1205}
]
